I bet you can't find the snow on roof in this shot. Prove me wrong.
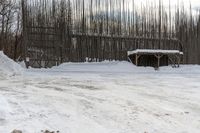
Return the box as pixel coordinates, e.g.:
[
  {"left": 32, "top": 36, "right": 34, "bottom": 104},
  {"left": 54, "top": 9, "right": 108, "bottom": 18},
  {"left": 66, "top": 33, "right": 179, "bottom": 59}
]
[{"left": 128, "top": 49, "right": 183, "bottom": 56}]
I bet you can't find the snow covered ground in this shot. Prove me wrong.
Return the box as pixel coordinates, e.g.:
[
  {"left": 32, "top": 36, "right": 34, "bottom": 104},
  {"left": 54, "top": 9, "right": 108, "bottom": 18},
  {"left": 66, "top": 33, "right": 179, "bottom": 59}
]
[{"left": 0, "top": 52, "right": 200, "bottom": 133}]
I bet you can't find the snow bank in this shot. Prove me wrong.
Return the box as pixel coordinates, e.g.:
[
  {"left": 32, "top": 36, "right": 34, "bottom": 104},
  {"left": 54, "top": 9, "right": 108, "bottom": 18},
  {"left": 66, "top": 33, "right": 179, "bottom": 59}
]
[
  {"left": 159, "top": 65, "right": 200, "bottom": 74},
  {"left": 18, "top": 61, "right": 27, "bottom": 69},
  {"left": 50, "top": 61, "right": 200, "bottom": 74},
  {"left": 50, "top": 61, "right": 155, "bottom": 73},
  {"left": 0, "top": 51, "right": 24, "bottom": 76}
]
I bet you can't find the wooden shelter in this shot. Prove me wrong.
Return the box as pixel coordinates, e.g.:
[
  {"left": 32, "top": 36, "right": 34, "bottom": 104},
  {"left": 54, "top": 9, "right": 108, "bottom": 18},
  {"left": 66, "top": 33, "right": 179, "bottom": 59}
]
[{"left": 128, "top": 49, "right": 183, "bottom": 68}]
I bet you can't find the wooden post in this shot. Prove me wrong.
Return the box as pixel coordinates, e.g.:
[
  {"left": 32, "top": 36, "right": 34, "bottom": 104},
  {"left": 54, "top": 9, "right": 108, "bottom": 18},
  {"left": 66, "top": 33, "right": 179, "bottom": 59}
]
[
  {"left": 135, "top": 54, "right": 141, "bottom": 66},
  {"left": 155, "top": 54, "right": 162, "bottom": 69},
  {"left": 158, "top": 55, "right": 160, "bottom": 68},
  {"left": 175, "top": 54, "right": 181, "bottom": 67},
  {"left": 135, "top": 54, "right": 138, "bottom": 66}
]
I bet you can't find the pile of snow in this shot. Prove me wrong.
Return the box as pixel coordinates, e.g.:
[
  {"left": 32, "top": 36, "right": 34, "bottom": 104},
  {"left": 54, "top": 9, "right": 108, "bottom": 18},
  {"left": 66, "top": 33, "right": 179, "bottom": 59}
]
[
  {"left": 18, "top": 61, "right": 27, "bottom": 69},
  {"left": 50, "top": 61, "right": 155, "bottom": 73},
  {"left": 159, "top": 65, "right": 200, "bottom": 73},
  {"left": 0, "top": 51, "right": 24, "bottom": 76},
  {"left": 49, "top": 61, "right": 200, "bottom": 74}
]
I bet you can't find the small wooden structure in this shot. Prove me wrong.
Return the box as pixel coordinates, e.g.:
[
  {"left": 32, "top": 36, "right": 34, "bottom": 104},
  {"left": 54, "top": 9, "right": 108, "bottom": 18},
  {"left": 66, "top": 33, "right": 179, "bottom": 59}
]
[{"left": 128, "top": 49, "right": 183, "bottom": 68}]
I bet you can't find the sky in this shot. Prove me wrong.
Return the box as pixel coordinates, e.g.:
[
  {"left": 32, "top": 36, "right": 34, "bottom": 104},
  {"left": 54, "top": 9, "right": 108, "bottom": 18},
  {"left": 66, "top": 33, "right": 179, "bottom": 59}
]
[
  {"left": 126, "top": 0, "right": 200, "bottom": 16},
  {"left": 134, "top": 0, "right": 200, "bottom": 10}
]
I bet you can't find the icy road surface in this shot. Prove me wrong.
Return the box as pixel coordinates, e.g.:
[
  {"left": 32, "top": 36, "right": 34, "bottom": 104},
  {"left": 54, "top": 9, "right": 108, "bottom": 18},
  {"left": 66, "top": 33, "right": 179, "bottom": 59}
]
[{"left": 0, "top": 62, "right": 200, "bottom": 133}]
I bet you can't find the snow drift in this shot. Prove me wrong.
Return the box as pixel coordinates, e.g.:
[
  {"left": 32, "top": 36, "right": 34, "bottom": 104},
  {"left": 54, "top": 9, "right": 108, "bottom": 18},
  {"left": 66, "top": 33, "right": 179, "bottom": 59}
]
[
  {"left": 50, "top": 61, "right": 200, "bottom": 74},
  {"left": 0, "top": 51, "right": 23, "bottom": 76},
  {"left": 51, "top": 61, "right": 156, "bottom": 73}
]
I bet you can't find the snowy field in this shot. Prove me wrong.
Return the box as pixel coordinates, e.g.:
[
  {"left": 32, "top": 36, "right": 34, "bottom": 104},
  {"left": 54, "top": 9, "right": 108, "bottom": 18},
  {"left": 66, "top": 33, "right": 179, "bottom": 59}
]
[{"left": 0, "top": 52, "right": 200, "bottom": 133}]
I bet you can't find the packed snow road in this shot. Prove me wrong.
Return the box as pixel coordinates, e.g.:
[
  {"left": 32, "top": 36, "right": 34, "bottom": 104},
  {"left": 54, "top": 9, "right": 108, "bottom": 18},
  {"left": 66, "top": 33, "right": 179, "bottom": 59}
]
[{"left": 0, "top": 61, "right": 200, "bottom": 133}]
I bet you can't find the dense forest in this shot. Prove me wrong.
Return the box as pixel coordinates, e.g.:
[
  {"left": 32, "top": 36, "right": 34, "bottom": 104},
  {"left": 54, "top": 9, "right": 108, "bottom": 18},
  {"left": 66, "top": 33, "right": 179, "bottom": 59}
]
[{"left": 0, "top": 0, "right": 200, "bottom": 65}]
